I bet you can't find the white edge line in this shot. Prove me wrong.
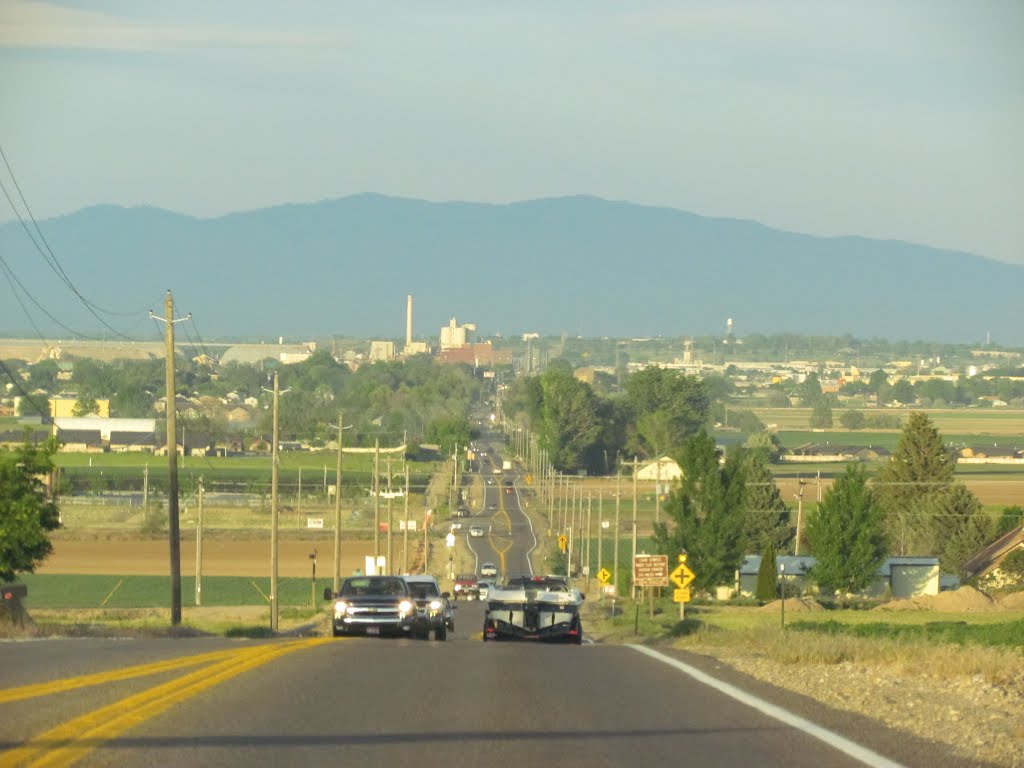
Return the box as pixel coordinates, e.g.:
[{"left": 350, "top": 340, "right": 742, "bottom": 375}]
[
  {"left": 512, "top": 481, "right": 538, "bottom": 576},
  {"left": 628, "top": 645, "right": 906, "bottom": 768}
]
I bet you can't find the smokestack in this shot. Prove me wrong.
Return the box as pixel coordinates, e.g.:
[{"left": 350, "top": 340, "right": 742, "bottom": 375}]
[{"left": 406, "top": 294, "right": 413, "bottom": 347}]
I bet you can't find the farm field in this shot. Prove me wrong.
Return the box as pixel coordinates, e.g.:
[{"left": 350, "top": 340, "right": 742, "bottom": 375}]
[{"left": 752, "top": 406, "right": 1024, "bottom": 438}]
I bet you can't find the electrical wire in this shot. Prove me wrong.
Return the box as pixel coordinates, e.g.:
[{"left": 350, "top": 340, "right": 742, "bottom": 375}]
[
  {"left": 189, "top": 315, "right": 212, "bottom": 360},
  {"left": 0, "top": 250, "right": 91, "bottom": 339},
  {"left": 0, "top": 143, "right": 145, "bottom": 340},
  {"left": 0, "top": 357, "right": 49, "bottom": 419}
]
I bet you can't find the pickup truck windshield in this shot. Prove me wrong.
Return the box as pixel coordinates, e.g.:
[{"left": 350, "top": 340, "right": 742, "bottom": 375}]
[{"left": 340, "top": 577, "right": 408, "bottom": 596}]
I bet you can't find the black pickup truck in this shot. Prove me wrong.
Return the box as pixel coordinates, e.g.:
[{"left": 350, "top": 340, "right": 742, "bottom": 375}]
[{"left": 324, "top": 576, "right": 418, "bottom": 638}]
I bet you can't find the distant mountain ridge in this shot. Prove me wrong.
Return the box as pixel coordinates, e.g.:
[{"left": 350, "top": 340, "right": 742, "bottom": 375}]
[{"left": 0, "top": 194, "right": 1020, "bottom": 346}]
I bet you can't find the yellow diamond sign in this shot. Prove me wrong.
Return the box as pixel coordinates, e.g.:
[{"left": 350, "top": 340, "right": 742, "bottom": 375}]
[
  {"left": 670, "top": 561, "right": 696, "bottom": 589},
  {"left": 597, "top": 568, "right": 611, "bottom": 584}
]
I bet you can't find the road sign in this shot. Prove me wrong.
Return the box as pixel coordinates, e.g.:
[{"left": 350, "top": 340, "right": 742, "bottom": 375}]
[
  {"left": 669, "top": 561, "right": 696, "bottom": 589},
  {"left": 558, "top": 534, "right": 568, "bottom": 553},
  {"left": 597, "top": 567, "right": 611, "bottom": 584},
  {"left": 526, "top": 473, "right": 534, "bottom": 485},
  {"left": 673, "top": 588, "right": 692, "bottom": 603},
  {"left": 445, "top": 532, "right": 455, "bottom": 548},
  {"left": 633, "top": 554, "right": 669, "bottom": 587}
]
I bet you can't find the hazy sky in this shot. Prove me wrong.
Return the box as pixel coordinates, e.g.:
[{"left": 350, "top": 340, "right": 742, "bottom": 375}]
[{"left": 1, "top": 0, "right": 1022, "bottom": 264}]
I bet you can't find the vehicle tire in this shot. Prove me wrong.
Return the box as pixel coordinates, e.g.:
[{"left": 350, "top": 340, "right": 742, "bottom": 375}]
[
  {"left": 434, "top": 626, "right": 447, "bottom": 641},
  {"left": 332, "top": 626, "right": 341, "bottom": 638}
]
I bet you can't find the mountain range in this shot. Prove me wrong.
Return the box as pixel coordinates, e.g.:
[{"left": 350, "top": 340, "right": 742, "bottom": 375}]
[{"left": 1, "top": 194, "right": 1021, "bottom": 346}]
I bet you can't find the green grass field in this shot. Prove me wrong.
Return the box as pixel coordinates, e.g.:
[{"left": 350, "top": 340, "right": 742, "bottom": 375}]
[{"left": 18, "top": 574, "right": 325, "bottom": 609}]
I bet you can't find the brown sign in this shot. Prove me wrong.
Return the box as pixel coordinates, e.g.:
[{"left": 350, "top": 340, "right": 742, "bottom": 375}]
[{"left": 633, "top": 554, "right": 669, "bottom": 587}]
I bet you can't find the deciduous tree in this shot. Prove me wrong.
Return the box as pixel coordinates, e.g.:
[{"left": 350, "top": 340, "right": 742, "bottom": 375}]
[{"left": 0, "top": 438, "right": 61, "bottom": 582}]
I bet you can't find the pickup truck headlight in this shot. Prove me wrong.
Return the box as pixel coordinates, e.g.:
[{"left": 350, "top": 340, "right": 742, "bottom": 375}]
[
  {"left": 398, "top": 600, "right": 414, "bottom": 616},
  {"left": 429, "top": 599, "right": 442, "bottom": 612},
  {"left": 333, "top": 600, "right": 349, "bottom": 615}
]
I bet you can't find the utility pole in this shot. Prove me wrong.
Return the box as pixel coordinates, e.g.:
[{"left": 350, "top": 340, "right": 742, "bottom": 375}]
[
  {"left": 333, "top": 412, "right": 343, "bottom": 593},
  {"left": 795, "top": 479, "right": 806, "bottom": 556},
  {"left": 618, "top": 456, "right": 642, "bottom": 600},
  {"left": 373, "top": 439, "right": 380, "bottom": 568},
  {"left": 597, "top": 492, "right": 603, "bottom": 603},
  {"left": 270, "top": 371, "right": 282, "bottom": 633},
  {"left": 150, "top": 291, "right": 189, "bottom": 626},
  {"left": 386, "top": 455, "right": 394, "bottom": 575},
  {"left": 195, "top": 476, "right": 204, "bottom": 606},
  {"left": 143, "top": 464, "right": 149, "bottom": 510},
  {"left": 655, "top": 457, "right": 661, "bottom": 525},
  {"left": 402, "top": 462, "right": 410, "bottom": 574},
  {"left": 615, "top": 464, "right": 621, "bottom": 594}
]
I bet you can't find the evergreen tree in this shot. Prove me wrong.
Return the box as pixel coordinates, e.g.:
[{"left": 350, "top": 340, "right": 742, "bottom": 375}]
[
  {"left": 877, "top": 411, "right": 956, "bottom": 555},
  {"left": 925, "top": 483, "right": 994, "bottom": 576},
  {"left": 755, "top": 541, "right": 778, "bottom": 602},
  {"left": 653, "top": 432, "right": 746, "bottom": 591},
  {"left": 741, "top": 451, "right": 793, "bottom": 554},
  {"left": 806, "top": 464, "right": 888, "bottom": 596}
]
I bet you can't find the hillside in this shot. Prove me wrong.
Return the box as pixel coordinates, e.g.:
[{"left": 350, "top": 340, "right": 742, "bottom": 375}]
[{"left": 1, "top": 195, "right": 1020, "bottom": 344}]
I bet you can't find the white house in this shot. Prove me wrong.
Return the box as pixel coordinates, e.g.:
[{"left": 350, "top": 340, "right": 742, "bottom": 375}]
[{"left": 635, "top": 456, "right": 683, "bottom": 482}]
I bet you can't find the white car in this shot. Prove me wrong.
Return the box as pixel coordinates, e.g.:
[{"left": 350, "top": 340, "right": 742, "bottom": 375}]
[
  {"left": 480, "top": 562, "right": 498, "bottom": 577},
  {"left": 469, "top": 525, "right": 484, "bottom": 537}
]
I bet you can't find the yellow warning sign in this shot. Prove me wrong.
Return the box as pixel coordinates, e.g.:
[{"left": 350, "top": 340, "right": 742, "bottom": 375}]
[{"left": 597, "top": 568, "right": 611, "bottom": 584}]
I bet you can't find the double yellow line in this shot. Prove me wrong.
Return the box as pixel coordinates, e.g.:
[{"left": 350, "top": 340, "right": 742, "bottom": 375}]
[{"left": 0, "top": 638, "right": 332, "bottom": 768}]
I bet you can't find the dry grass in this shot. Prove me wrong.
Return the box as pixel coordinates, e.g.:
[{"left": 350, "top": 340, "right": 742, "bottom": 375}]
[{"left": 676, "top": 623, "right": 1023, "bottom": 687}]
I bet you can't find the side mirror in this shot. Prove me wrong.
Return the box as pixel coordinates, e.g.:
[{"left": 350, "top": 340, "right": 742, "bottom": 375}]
[
  {"left": 441, "top": 592, "right": 451, "bottom": 599},
  {"left": 579, "top": 594, "right": 585, "bottom": 601},
  {"left": 323, "top": 588, "right": 334, "bottom": 601}
]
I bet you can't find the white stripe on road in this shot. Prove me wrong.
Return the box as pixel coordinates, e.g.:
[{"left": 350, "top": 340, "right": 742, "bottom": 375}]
[
  {"left": 511, "top": 482, "right": 538, "bottom": 575},
  {"left": 628, "top": 645, "right": 906, "bottom": 768}
]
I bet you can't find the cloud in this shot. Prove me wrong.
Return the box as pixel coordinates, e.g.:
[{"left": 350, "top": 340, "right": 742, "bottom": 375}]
[{"left": 0, "top": 0, "right": 332, "bottom": 51}]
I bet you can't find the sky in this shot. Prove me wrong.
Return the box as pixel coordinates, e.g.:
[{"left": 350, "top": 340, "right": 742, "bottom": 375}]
[{"left": 1, "top": 0, "right": 1022, "bottom": 265}]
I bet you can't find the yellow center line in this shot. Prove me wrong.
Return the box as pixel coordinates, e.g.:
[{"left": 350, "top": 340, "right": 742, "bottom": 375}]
[
  {"left": 1, "top": 638, "right": 333, "bottom": 768},
  {"left": 0, "top": 646, "right": 259, "bottom": 705}
]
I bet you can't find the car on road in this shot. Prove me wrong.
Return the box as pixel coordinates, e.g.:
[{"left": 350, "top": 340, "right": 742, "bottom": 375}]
[
  {"left": 453, "top": 573, "right": 479, "bottom": 601},
  {"left": 477, "top": 579, "right": 496, "bottom": 600},
  {"left": 469, "top": 525, "right": 484, "bottom": 537},
  {"left": 483, "top": 575, "right": 584, "bottom": 644},
  {"left": 480, "top": 562, "right": 498, "bottom": 577},
  {"left": 450, "top": 520, "right": 463, "bottom": 531},
  {"left": 403, "top": 574, "right": 453, "bottom": 640},
  {"left": 325, "top": 576, "right": 417, "bottom": 638}
]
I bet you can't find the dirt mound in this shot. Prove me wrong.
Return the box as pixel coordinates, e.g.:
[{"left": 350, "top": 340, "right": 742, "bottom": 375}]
[
  {"left": 995, "top": 591, "right": 1024, "bottom": 610},
  {"left": 875, "top": 598, "right": 924, "bottom": 611},
  {"left": 876, "top": 586, "right": 998, "bottom": 613},
  {"left": 930, "top": 586, "right": 997, "bottom": 612},
  {"left": 759, "top": 597, "right": 824, "bottom": 612}
]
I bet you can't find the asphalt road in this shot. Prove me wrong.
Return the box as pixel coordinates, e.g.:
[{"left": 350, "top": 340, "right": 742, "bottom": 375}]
[
  {"left": 464, "top": 454, "right": 537, "bottom": 580},
  {"left": 0, "top": 439, "right": 985, "bottom": 768},
  {"left": 3, "top": 616, "right": 981, "bottom": 768}
]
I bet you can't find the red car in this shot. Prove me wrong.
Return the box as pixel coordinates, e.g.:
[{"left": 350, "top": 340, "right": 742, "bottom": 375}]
[{"left": 453, "top": 573, "right": 478, "bottom": 601}]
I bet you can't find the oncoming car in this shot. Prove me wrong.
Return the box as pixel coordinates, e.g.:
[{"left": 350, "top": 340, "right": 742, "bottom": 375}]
[
  {"left": 403, "top": 574, "right": 454, "bottom": 640},
  {"left": 469, "top": 525, "right": 484, "bottom": 537},
  {"left": 325, "top": 576, "right": 417, "bottom": 638},
  {"left": 480, "top": 562, "right": 498, "bottom": 577}
]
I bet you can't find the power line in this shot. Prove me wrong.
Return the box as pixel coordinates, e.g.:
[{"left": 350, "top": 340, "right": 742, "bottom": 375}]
[
  {"left": 0, "top": 142, "right": 145, "bottom": 340},
  {"left": 0, "top": 250, "right": 90, "bottom": 339},
  {"left": 0, "top": 358, "right": 49, "bottom": 418}
]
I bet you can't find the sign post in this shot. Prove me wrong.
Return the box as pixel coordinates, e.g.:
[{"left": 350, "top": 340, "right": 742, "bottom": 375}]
[
  {"left": 669, "top": 554, "right": 696, "bottom": 620},
  {"left": 633, "top": 554, "right": 668, "bottom": 619}
]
